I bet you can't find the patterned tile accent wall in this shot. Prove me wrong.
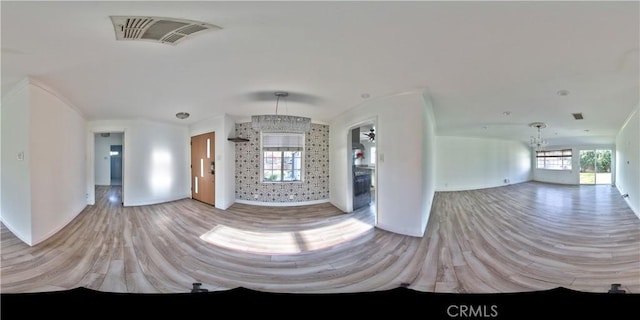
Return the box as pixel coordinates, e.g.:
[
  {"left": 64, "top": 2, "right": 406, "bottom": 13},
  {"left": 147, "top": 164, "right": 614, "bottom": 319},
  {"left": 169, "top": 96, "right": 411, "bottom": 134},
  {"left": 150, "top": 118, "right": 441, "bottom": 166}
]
[{"left": 234, "top": 122, "right": 330, "bottom": 202}]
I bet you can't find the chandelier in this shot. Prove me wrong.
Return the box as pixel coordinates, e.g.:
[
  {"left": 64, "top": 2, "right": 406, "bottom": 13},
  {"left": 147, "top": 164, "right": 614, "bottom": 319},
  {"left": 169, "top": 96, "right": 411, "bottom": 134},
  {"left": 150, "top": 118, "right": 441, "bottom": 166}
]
[
  {"left": 251, "top": 92, "right": 311, "bottom": 133},
  {"left": 529, "top": 122, "right": 548, "bottom": 151}
]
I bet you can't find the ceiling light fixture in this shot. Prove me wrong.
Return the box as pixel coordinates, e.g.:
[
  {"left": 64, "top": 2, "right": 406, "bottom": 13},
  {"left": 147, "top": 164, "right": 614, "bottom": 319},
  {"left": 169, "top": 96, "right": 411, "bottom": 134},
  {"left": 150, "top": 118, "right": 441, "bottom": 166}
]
[
  {"left": 529, "top": 122, "right": 548, "bottom": 151},
  {"left": 251, "top": 92, "right": 311, "bottom": 133},
  {"left": 557, "top": 90, "right": 570, "bottom": 96},
  {"left": 176, "top": 112, "right": 190, "bottom": 119}
]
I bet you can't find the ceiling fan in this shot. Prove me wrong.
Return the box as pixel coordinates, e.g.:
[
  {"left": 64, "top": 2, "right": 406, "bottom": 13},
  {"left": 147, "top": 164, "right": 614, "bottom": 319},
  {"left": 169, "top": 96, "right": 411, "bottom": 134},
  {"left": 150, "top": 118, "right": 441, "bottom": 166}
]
[{"left": 363, "top": 128, "right": 375, "bottom": 142}]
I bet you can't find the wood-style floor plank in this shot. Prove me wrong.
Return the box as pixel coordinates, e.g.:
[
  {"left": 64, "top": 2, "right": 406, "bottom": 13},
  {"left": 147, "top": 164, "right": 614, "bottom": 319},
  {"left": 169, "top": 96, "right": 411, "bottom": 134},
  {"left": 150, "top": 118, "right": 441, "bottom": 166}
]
[{"left": 1, "top": 181, "right": 638, "bottom": 294}]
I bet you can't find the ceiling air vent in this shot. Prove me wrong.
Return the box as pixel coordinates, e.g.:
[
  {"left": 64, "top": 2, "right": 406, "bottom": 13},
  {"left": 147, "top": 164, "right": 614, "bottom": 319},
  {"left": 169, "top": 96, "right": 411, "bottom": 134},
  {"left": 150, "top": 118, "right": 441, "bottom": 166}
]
[
  {"left": 110, "top": 16, "right": 221, "bottom": 45},
  {"left": 572, "top": 113, "right": 584, "bottom": 120}
]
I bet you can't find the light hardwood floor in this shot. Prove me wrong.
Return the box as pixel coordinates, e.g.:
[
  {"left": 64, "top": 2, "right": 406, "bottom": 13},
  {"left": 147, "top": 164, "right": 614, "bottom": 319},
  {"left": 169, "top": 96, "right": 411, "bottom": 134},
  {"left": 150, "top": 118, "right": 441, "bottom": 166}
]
[{"left": 1, "top": 182, "right": 638, "bottom": 294}]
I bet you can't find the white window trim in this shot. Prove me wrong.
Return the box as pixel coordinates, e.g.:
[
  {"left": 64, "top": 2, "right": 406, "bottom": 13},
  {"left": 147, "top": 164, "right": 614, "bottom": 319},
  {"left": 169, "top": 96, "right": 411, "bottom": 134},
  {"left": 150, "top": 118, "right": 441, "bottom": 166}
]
[
  {"left": 535, "top": 149, "right": 573, "bottom": 170},
  {"left": 260, "top": 132, "right": 305, "bottom": 183}
]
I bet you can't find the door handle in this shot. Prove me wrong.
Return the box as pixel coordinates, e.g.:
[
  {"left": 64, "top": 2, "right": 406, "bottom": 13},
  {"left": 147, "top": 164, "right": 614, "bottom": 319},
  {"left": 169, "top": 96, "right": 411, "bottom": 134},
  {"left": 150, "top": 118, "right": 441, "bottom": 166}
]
[{"left": 210, "top": 161, "right": 215, "bottom": 175}]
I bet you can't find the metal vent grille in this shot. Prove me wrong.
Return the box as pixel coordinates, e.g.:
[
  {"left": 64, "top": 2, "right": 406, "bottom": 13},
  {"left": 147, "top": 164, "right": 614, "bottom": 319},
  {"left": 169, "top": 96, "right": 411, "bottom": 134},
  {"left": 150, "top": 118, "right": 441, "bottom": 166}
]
[
  {"left": 177, "top": 24, "right": 208, "bottom": 35},
  {"left": 162, "top": 33, "right": 185, "bottom": 44},
  {"left": 141, "top": 20, "right": 189, "bottom": 41},
  {"left": 110, "top": 16, "right": 221, "bottom": 45},
  {"left": 572, "top": 113, "right": 584, "bottom": 120},
  {"left": 121, "top": 18, "right": 154, "bottom": 39}
]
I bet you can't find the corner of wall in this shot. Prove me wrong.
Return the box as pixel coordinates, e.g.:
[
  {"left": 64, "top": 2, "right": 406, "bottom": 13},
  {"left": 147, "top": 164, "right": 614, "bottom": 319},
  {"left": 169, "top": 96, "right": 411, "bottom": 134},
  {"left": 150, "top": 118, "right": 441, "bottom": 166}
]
[
  {"left": 615, "top": 105, "right": 640, "bottom": 218},
  {"left": 0, "top": 216, "right": 33, "bottom": 246},
  {"left": 420, "top": 90, "right": 437, "bottom": 235}
]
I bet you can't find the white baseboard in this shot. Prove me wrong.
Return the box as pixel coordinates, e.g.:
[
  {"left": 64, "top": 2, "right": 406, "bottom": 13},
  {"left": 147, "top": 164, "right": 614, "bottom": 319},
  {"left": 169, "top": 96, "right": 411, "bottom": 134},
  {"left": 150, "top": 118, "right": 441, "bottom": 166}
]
[{"left": 234, "top": 199, "right": 330, "bottom": 207}]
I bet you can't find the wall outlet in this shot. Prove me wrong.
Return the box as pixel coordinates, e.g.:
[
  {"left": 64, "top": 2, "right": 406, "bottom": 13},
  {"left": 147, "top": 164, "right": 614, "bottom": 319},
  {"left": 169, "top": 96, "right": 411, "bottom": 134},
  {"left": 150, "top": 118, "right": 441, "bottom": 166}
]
[
  {"left": 289, "top": 195, "right": 294, "bottom": 200},
  {"left": 504, "top": 178, "right": 510, "bottom": 183},
  {"left": 254, "top": 194, "right": 259, "bottom": 199}
]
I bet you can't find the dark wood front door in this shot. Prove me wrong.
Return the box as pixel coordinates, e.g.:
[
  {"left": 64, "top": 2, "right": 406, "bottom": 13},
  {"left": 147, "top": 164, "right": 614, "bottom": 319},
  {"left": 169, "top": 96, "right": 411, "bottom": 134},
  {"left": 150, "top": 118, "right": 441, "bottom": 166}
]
[{"left": 191, "top": 132, "right": 215, "bottom": 206}]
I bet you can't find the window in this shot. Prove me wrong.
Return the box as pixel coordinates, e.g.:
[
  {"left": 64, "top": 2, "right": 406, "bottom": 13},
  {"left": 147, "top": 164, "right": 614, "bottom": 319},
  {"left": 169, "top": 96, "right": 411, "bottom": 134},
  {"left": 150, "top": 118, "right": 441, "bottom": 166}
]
[
  {"left": 370, "top": 147, "right": 376, "bottom": 164},
  {"left": 536, "top": 149, "right": 572, "bottom": 170},
  {"left": 261, "top": 133, "right": 304, "bottom": 182}
]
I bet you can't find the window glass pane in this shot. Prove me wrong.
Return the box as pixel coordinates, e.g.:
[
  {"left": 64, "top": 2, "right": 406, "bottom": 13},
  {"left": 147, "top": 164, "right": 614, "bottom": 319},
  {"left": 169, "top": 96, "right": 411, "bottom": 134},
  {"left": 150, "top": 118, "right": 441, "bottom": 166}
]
[
  {"left": 282, "top": 169, "right": 301, "bottom": 181},
  {"left": 264, "top": 170, "right": 281, "bottom": 182},
  {"left": 272, "top": 155, "right": 282, "bottom": 167},
  {"left": 264, "top": 157, "right": 272, "bottom": 170},
  {"left": 283, "top": 170, "right": 294, "bottom": 181}
]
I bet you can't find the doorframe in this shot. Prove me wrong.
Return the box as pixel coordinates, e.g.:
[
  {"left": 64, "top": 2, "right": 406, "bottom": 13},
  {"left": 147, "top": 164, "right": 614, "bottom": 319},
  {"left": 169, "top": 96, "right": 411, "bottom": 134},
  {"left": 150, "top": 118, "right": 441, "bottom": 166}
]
[
  {"left": 87, "top": 128, "right": 127, "bottom": 206},
  {"left": 578, "top": 147, "right": 615, "bottom": 186},
  {"left": 110, "top": 144, "right": 123, "bottom": 184},
  {"left": 346, "top": 117, "right": 378, "bottom": 224}
]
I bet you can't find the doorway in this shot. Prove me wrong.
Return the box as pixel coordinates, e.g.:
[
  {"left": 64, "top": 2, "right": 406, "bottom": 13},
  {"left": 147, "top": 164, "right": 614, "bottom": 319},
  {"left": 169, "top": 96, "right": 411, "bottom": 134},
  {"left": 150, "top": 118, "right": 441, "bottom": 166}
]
[
  {"left": 350, "top": 123, "right": 376, "bottom": 212},
  {"left": 93, "top": 131, "right": 125, "bottom": 206},
  {"left": 191, "top": 132, "right": 215, "bottom": 206},
  {"left": 579, "top": 149, "right": 612, "bottom": 185},
  {"left": 110, "top": 145, "right": 122, "bottom": 186}
]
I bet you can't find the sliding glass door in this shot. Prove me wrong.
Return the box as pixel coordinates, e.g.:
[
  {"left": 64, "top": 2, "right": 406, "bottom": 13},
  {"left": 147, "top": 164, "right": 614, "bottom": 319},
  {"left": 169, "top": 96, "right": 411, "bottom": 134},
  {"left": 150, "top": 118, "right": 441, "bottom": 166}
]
[{"left": 579, "top": 149, "right": 612, "bottom": 185}]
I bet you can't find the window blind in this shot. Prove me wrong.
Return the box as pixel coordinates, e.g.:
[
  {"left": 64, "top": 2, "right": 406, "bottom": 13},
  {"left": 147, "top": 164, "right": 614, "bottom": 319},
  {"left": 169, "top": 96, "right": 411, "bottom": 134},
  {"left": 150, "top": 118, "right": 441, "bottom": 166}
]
[{"left": 262, "top": 133, "right": 304, "bottom": 151}]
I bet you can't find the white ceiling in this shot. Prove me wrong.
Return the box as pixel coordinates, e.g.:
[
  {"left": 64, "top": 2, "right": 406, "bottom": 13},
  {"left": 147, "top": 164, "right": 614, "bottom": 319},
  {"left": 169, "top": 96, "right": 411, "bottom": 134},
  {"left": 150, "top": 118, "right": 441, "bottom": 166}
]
[{"left": 2, "top": 1, "right": 638, "bottom": 146}]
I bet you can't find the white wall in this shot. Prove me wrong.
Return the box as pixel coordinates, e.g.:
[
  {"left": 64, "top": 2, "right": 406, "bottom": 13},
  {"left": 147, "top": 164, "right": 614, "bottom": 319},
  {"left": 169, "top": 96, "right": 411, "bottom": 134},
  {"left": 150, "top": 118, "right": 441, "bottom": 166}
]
[
  {"left": 436, "top": 137, "right": 532, "bottom": 191},
  {"left": 29, "top": 83, "right": 87, "bottom": 245},
  {"left": 615, "top": 107, "right": 639, "bottom": 218},
  {"left": 330, "top": 91, "right": 436, "bottom": 237},
  {"left": 1, "top": 80, "right": 32, "bottom": 244},
  {"left": 87, "top": 119, "right": 190, "bottom": 207},
  {"left": 1, "top": 79, "right": 87, "bottom": 246},
  {"left": 94, "top": 133, "right": 123, "bottom": 186},
  {"left": 532, "top": 144, "right": 616, "bottom": 185},
  {"left": 189, "top": 113, "right": 236, "bottom": 210}
]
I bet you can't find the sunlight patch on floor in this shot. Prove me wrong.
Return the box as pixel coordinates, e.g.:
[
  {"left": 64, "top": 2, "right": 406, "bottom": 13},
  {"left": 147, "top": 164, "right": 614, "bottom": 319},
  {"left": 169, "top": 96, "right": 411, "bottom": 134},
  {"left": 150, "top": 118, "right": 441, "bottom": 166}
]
[{"left": 199, "top": 217, "right": 374, "bottom": 255}]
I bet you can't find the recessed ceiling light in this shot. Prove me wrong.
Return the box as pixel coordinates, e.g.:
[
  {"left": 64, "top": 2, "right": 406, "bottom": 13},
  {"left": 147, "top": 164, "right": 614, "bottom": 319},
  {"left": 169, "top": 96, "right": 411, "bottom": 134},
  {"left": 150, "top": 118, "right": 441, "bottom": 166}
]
[
  {"left": 557, "top": 90, "right": 570, "bottom": 96},
  {"left": 176, "top": 112, "right": 190, "bottom": 119}
]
